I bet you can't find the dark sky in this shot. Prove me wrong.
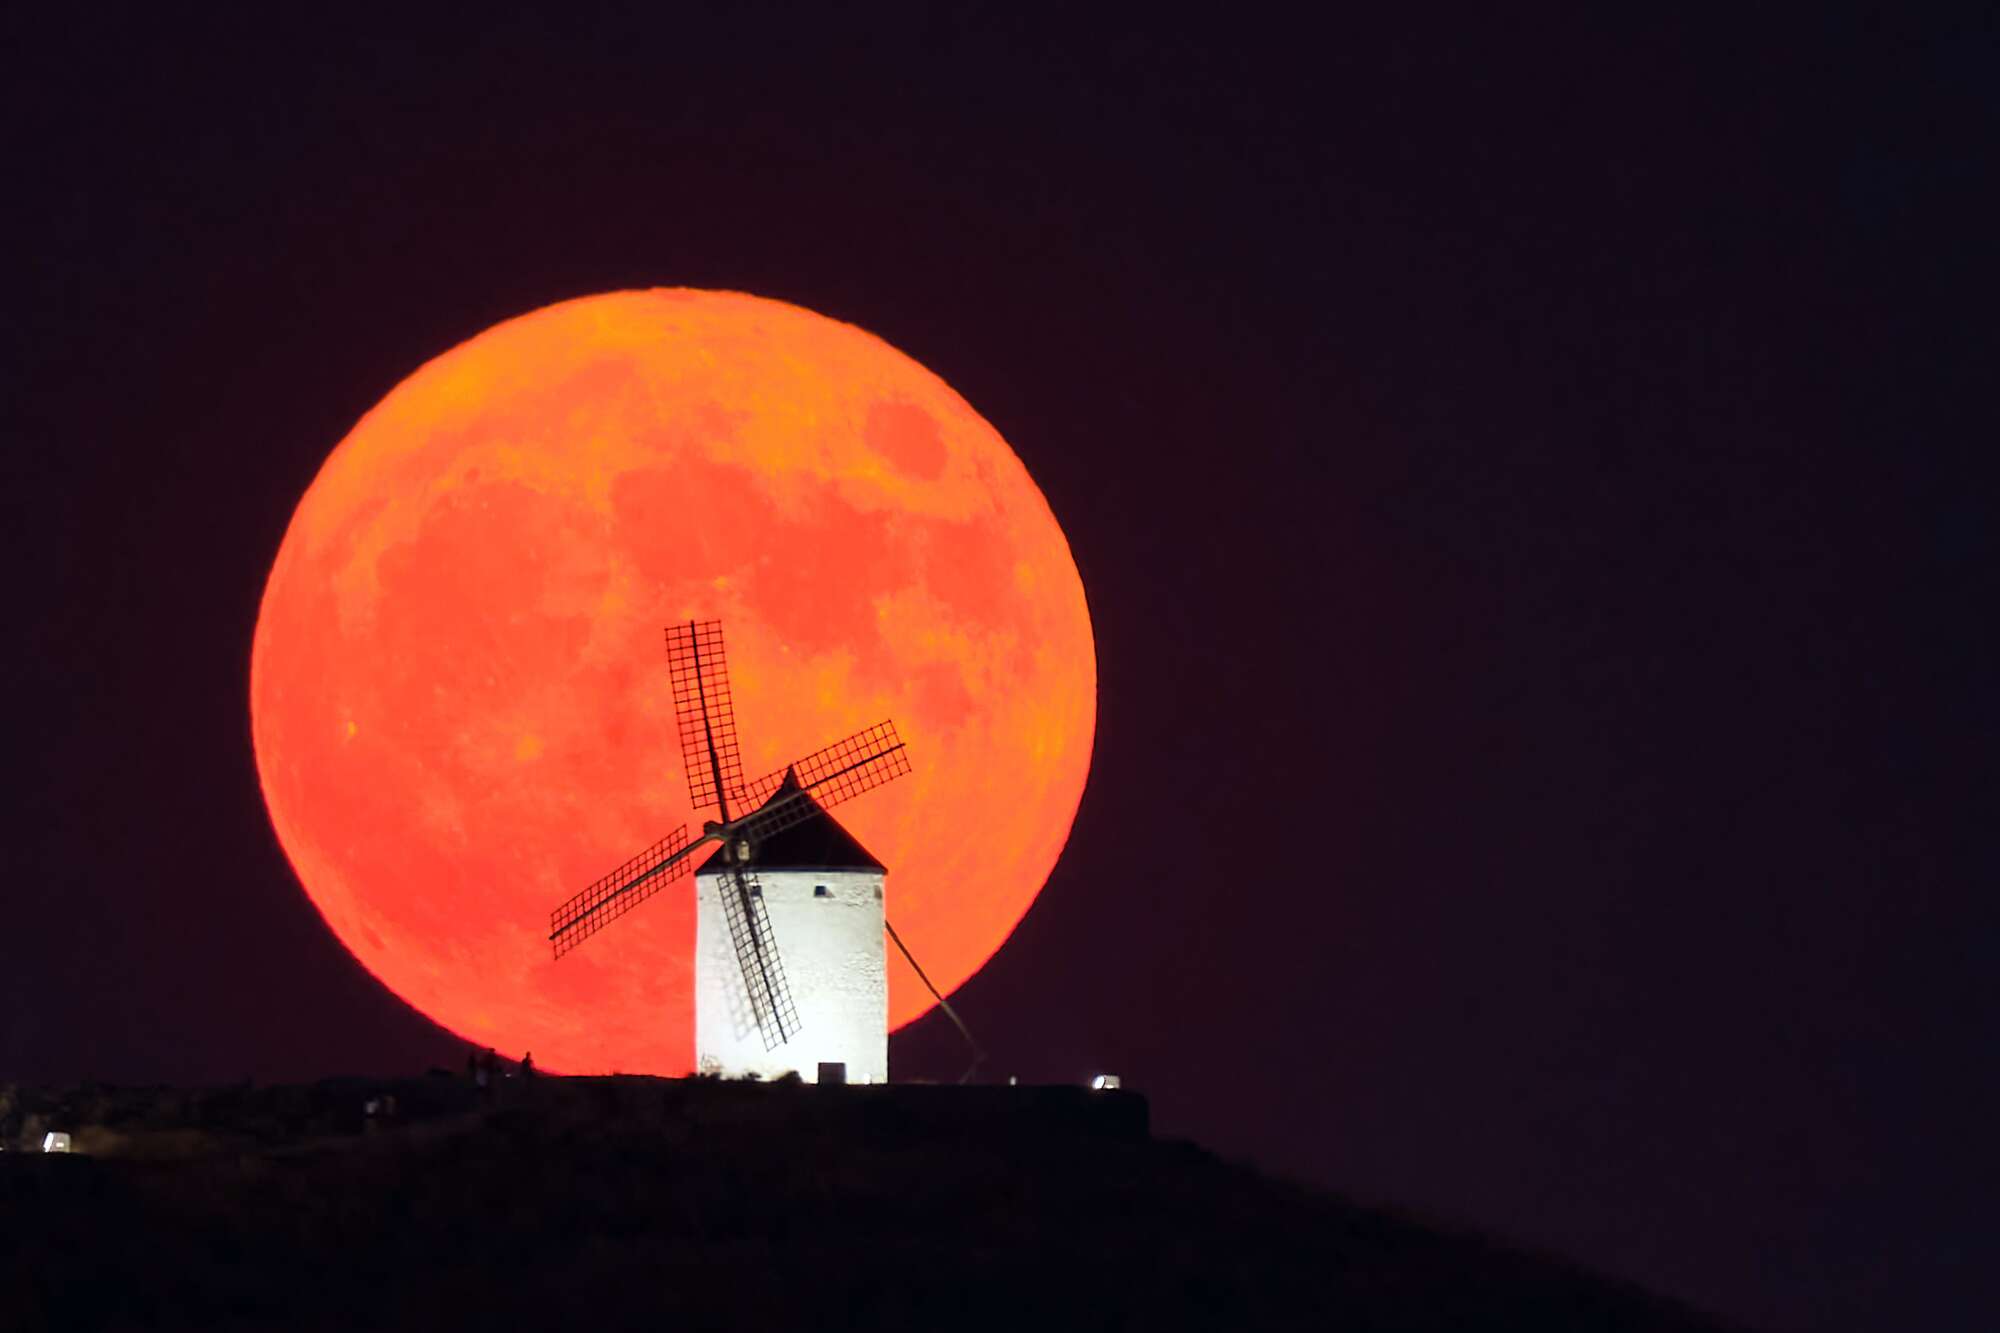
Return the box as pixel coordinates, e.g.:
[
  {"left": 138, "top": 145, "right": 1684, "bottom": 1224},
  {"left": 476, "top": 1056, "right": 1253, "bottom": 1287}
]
[{"left": 4, "top": 9, "right": 1993, "bottom": 1331}]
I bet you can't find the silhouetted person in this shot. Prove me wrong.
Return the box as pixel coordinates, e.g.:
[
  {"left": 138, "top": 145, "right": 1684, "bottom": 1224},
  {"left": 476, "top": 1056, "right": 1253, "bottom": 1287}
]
[{"left": 520, "top": 1051, "right": 536, "bottom": 1079}]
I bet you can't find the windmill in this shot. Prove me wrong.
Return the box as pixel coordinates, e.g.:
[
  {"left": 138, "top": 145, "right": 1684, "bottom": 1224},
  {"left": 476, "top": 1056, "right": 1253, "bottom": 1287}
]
[{"left": 548, "top": 620, "right": 975, "bottom": 1081}]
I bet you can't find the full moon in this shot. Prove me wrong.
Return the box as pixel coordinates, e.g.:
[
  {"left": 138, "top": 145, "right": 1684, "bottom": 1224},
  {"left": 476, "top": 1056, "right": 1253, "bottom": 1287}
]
[{"left": 251, "top": 290, "right": 1096, "bottom": 1074}]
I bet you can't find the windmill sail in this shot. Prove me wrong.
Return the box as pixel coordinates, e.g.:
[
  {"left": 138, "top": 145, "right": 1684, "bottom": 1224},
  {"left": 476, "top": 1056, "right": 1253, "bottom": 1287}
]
[
  {"left": 549, "top": 825, "right": 697, "bottom": 957},
  {"left": 717, "top": 864, "right": 801, "bottom": 1048},
  {"left": 665, "top": 620, "right": 746, "bottom": 820},
  {"left": 734, "top": 721, "right": 911, "bottom": 842}
]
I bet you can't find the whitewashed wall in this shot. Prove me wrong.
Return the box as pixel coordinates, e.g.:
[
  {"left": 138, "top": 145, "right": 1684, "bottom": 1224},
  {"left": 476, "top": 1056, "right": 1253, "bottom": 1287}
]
[{"left": 694, "top": 868, "right": 888, "bottom": 1083}]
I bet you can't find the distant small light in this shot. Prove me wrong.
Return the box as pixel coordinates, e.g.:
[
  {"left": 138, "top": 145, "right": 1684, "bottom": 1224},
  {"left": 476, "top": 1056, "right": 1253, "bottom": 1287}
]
[
  {"left": 1089, "top": 1074, "right": 1120, "bottom": 1091},
  {"left": 42, "top": 1132, "right": 72, "bottom": 1153}
]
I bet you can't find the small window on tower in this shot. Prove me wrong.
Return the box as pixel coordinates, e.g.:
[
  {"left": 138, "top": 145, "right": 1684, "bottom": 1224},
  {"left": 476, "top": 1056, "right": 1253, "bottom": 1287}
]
[{"left": 814, "top": 884, "right": 830, "bottom": 899}]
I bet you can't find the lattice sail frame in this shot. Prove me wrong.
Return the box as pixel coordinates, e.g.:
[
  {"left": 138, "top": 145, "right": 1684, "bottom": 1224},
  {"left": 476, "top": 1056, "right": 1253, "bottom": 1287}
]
[
  {"left": 548, "top": 825, "right": 694, "bottom": 959},
  {"left": 665, "top": 620, "right": 744, "bottom": 820},
  {"left": 716, "top": 864, "right": 802, "bottom": 1049},
  {"left": 735, "top": 721, "right": 912, "bottom": 845}
]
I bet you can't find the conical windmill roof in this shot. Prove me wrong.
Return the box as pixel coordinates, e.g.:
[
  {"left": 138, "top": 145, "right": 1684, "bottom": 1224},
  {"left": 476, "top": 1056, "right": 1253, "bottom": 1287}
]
[{"left": 693, "top": 768, "right": 886, "bottom": 874}]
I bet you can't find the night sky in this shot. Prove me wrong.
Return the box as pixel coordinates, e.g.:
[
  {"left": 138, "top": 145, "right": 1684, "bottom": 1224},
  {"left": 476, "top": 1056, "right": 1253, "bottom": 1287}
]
[{"left": 5, "top": 10, "right": 1993, "bottom": 1331}]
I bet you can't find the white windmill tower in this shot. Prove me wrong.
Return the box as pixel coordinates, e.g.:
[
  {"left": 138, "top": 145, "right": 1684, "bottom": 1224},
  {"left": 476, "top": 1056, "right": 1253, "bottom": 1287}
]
[
  {"left": 547, "top": 620, "right": 970, "bottom": 1084},
  {"left": 692, "top": 766, "right": 890, "bottom": 1081}
]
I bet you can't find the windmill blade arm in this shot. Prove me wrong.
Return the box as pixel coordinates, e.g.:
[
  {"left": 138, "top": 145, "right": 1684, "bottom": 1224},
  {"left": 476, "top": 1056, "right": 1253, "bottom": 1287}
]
[
  {"left": 549, "top": 825, "right": 708, "bottom": 958},
  {"left": 735, "top": 720, "right": 911, "bottom": 834},
  {"left": 716, "top": 866, "right": 801, "bottom": 1049},
  {"left": 665, "top": 620, "right": 745, "bottom": 821}
]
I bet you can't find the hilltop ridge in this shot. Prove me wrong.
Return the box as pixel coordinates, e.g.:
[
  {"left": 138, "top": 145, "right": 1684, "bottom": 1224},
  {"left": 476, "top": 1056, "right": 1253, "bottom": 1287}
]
[{"left": 1, "top": 1075, "right": 1733, "bottom": 1331}]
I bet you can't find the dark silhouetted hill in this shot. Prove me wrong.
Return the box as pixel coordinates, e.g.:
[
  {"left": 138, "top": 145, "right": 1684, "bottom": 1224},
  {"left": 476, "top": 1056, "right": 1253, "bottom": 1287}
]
[{"left": 0, "top": 1075, "right": 1735, "bottom": 1331}]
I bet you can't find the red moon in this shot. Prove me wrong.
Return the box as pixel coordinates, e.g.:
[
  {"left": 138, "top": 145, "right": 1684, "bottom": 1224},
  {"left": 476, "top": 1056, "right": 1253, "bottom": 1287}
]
[{"left": 250, "top": 290, "right": 1096, "bottom": 1073}]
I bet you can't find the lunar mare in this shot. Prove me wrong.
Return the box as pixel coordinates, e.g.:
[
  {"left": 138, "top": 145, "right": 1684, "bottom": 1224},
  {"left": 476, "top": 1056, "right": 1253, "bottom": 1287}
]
[{"left": 251, "top": 289, "right": 1096, "bottom": 1074}]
